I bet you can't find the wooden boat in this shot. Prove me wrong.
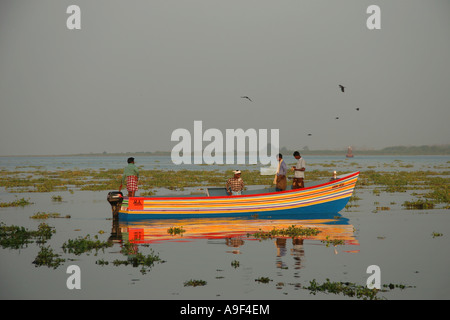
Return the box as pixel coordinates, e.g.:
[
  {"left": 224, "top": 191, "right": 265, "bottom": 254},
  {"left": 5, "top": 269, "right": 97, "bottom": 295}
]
[
  {"left": 346, "top": 146, "right": 354, "bottom": 158},
  {"left": 109, "top": 171, "right": 359, "bottom": 221}
]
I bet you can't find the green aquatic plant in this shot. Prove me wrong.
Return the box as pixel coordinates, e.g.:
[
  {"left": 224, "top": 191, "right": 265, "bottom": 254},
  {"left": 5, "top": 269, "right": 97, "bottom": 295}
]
[
  {"left": 98, "top": 241, "right": 165, "bottom": 274},
  {"left": 231, "top": 260, "right": 240, "bottom": 268},
  {"left": 0, "top": 222, "right": 55, "bottom": 249},
  {"left": 0, "top": 224, "right": 33, "bottom": 249},
  {"left": 112, "top": 250, "right": 165, "bottom": 274},
  {"left": 321, "top": 236, "right": 345, "bottom": 247},
  {"left": 120, "top": 241, "right": 138, "bottom": 255},
  {"left": 184, "top": 279, "right": 207, "bottom": 287},
  {"left": 95, "top": 259, "right": 109, "bottom": 266},
  {"left": 0, "top": 197, "right": 33, "bottom": 207},
  {"left": 249, "top": 225, "right": 320, "bottom": 240},
  {"left": 432, "top": 232, "right": 443, "bottom": 238},
  {"left": 51, "top": 195, "right": 63, "bottom": 202},
  {"left": 62, "top": 234, "right": 113, "bottom": 255},
  {"left": 305, "top": 279, "right": 416, "bottom": 300},
  {"left": 305, "top": 278, "right": 380, "bottom": 300},
  {"left": 167, "top": 226, "right": 186, "bottom": 236},
  {"left": 424, "top": 185, "right": 449, "bottom": 204},
  {"left": 30, "top": 212, "right": 71, "bottom": 219},
  {"left": 32, "top": 246, "right": 65, "bottom": 269},
  {"left": 255, "top": 277, "right": 272, "bottom": 284},
  {"left": 402, "top": 199, "right": 435, "bottom": 210},
  {"left": 0, "top": 167, "right": 335, "bottom": 194},
  {"left": 34, "top": 223, "right": 56, "bottom": 243},
  {"left": 382, "top": 283, "right": 415, "bottom": 290}
]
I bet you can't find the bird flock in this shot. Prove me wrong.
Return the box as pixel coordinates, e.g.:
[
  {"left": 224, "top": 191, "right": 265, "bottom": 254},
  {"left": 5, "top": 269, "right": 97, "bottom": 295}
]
[{"left": 241, "top": 84, "right": 360, "bottom": 138}]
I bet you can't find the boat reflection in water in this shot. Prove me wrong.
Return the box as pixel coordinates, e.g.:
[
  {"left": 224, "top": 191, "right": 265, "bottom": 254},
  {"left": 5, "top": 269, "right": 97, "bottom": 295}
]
[{"left": 108, "top": 212, "right": 359, "bottom": 265}]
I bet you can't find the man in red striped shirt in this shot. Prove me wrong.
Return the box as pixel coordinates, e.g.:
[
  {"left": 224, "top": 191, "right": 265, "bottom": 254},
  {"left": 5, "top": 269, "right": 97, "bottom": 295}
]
[{"left": 226, "top": 170, "right": 245, "bottom": 196}]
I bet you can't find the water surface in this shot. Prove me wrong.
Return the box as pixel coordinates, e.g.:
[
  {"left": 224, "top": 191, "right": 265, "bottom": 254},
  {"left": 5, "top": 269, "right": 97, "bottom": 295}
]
[{"left": 1, "top": 155, "right": 449, "bottom": 300}]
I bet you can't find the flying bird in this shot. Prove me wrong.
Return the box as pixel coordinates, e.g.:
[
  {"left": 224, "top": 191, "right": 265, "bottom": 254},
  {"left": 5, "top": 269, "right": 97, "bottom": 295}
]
[
  {"left": 356, "top": 108, "right": 360, "bottom": 111},
  {"left": 338, "top": 85, "right": 345, "bottom": 92},
  {"left": 241, "top": 96, "right": 252, "bottom": 102}
]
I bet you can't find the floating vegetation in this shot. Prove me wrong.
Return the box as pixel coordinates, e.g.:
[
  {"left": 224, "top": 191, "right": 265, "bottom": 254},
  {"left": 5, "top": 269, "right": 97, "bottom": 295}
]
[
  {"left": 0, "top": 197, "right": 33, "bottom": 207},
  {"left": 51, "top": 195, "right": 63, "bottom": 202},
  {"left": 184, "top": 279, "right": 207, "bottom": 287},
  {"left": 96, "top": 259, "right": 109, "bottom": 266},
  {"left": 32, "top": 246, "right": 65, "bottom": 269},
  {"left": 402, "top": 199, "right": 435, "bottom": 210},
  {"left": 424, "top": 185, "right": 449, "bottom": 204},
  {"left": 2, "top": 166, "right": 448, "bottom": 212},
  {"left": 382, "top": 283, "right": 415, "bottom": 290},
  {"left": 304, "top": 278, "right": 415, "bottom": 300},
  {"left": 0, "top": 222, "right": 55, "bottom": 249},
  {"left": 231, "top": 260, "right": 240, "bottom": 268},
  {"left": 305, "top": 279, "right": 379, "bottom": 300},
  {"left": 432, "top": 232, "right": 443, "bottom": 238},
  {"left": 30, "top": 212, "right": 71, "bottom": 219},
  {"left": 120, "top": 241, "right": 138, "bottom": 255},
  {"left": 62, "top": 234, "right": 113, "bottom": 255},
  {"left": 95, "top": 241, "right": 165, "bottom": 274},
  {"left": 0, "top": 167, "right": 332, "bottom": 193},
  {"left": 321, "top": 236, "right": 345, "bottom": 247},
  {"left": 112, "top": 250, "right": 165, "bottom": 275},
  {"left": 255, "top": 277, "right": 272, "bottom": 284},
  {"left": 345, "top": 203, "right": 359, "bottom": 210},
  {"left": 249, "top": 225, "right": 320, "bottom": 240},
  {"left": 167, "top": 226, "right": 186, "bottom": 236},
  {"left": 359, "top": 170, "right": 449, "bottom": 204},
  {"left": 349, "top": 195, "right": 361, "bottom": 202}
]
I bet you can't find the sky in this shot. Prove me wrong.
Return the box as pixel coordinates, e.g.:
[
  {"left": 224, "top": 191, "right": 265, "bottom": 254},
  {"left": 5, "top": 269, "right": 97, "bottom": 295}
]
[{"left": 0, "top": 0, "right": 449, "bottom": 156}]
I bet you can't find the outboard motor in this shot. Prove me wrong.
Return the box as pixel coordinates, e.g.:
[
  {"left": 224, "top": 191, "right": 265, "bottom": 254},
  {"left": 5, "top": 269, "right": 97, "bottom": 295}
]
[{"left": 107, "top": 191, "right": 123, "bottom": 218}]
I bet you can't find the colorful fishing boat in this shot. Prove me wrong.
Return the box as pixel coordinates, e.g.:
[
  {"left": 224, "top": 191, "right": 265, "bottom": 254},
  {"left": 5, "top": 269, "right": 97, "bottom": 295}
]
[{"left": 108, "top": 171, "right": 359, "bottom": 221}]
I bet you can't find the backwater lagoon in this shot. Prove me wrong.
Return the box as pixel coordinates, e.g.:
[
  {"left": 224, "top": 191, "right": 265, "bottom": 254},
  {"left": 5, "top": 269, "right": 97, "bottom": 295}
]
[{"left": 0, "top": 155, "right": 449, "bottom": 300}]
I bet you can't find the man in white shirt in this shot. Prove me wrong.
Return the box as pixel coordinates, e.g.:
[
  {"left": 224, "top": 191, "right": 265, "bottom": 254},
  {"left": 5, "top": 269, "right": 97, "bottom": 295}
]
[{"left": 291, "top": 151, "right": 306, "bottom": 189}]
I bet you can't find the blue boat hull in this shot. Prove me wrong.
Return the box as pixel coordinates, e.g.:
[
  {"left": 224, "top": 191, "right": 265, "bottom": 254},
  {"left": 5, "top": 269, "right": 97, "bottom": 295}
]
[{"left": 118, "top": 196, "right": 351, "bottom": 221}]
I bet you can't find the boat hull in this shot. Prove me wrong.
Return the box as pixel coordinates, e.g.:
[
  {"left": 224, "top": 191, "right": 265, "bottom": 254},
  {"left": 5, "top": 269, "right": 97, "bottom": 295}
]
[{"left": 118, "top": 171, "right": 359, "bottom": 221}]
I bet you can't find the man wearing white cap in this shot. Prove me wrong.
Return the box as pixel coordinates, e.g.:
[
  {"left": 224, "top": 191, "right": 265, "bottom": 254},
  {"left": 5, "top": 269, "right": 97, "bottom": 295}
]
[{"left": 226, "top": 170, "right": 245, "bottom": 196}]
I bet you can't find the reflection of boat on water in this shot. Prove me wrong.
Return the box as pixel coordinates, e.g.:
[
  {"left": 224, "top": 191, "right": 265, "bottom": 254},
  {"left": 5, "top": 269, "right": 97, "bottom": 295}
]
[
  {"left": 110, "top": 215, "right": 358, "bottom": 249},
  {"left": 108, "top": 171, "right": 359, "bottom": 220}
]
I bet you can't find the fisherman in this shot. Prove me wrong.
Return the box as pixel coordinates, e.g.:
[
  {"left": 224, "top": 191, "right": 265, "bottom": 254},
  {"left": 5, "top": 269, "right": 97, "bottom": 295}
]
[
  {"left": 274, "top": 154, "right": 287, "bottom": 191},
  {"left": 119, "top": 157, "right": 139, "bottom": 197},
  {"left": 226, "top": 170, "right": 245, "bottom": 196},
  {"left": 291, "top": 151, "right": 306, "bottom": 189},
  {"left": 330, "top": 171, "right": 338, "bottom": 181}
]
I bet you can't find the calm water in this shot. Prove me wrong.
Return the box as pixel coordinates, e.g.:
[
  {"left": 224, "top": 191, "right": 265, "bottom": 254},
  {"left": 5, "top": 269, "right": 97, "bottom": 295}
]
[
  {"left": 0, "top": 155, "right": 449, "bottom": 300},
  {"left": 1, "top": 154, "right": 449, "bottom": 172}
]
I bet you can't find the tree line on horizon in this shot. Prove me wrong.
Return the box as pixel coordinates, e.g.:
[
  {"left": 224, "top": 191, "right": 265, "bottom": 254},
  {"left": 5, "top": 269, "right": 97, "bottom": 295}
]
[{"left": 92, "top": 144, "right": 450, "bottom": 157}]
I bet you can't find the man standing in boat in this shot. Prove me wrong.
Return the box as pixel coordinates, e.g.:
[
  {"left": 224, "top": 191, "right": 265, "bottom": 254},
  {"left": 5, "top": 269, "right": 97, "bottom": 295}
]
[
  {"left": 226, "top": 170, "right": 245, "bottom": 196},
  {"left": 291, "top": 151, "right": 306, "bottom": 189},
  {"left": 120, "top": 157, "right": 139, "bottom": 197},
  {"left": 274, "top": 154, "right": 287, "bottom": 191}
]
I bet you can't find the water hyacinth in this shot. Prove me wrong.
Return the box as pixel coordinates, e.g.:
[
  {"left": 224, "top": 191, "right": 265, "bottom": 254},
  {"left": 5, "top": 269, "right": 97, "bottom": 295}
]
[
  {"left": 62, "top": 234, "right": 113, "bottom": 255},
  {"left": 0, "top": 222, "right": 55, "bottom": 249},
  {"left": 249, "top": 225, "right": 320, "bottom": 240}
]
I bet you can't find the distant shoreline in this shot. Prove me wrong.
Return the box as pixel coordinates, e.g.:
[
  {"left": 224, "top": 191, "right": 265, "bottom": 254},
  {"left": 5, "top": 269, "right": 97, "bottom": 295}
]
[{"left": 1, "top": 145, "right": 449, "bottom": 157}]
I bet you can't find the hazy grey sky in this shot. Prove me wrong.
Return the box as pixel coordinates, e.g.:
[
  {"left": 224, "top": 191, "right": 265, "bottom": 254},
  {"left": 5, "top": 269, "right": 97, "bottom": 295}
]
[{"left": 1, "top": 0, "right": 449, "bottom": 156}]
